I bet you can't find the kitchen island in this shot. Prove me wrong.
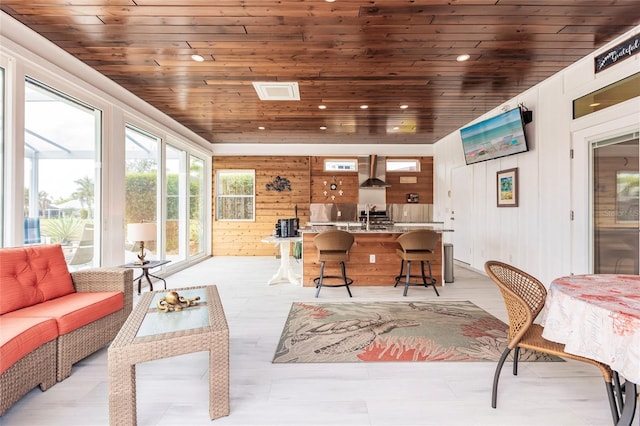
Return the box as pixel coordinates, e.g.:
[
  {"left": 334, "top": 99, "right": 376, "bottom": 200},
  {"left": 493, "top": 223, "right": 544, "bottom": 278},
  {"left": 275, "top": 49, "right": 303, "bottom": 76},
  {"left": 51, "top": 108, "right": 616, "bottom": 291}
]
[{"left": 300, "top": 224, "right": 451, "bottom": 287}]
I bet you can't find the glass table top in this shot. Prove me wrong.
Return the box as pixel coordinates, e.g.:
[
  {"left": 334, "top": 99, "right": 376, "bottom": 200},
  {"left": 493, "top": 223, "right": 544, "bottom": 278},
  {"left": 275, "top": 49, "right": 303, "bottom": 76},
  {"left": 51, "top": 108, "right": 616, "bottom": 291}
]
[{"left": 136, "top": 288, "right": 209, "bottom": 338}]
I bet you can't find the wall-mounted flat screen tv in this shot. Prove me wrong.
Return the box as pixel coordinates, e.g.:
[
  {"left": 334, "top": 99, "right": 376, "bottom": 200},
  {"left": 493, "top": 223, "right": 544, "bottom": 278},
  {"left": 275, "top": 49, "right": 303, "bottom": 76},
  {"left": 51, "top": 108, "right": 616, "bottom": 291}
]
[{"left": 460, "top": 107, "right": 529, "bottom": 165}]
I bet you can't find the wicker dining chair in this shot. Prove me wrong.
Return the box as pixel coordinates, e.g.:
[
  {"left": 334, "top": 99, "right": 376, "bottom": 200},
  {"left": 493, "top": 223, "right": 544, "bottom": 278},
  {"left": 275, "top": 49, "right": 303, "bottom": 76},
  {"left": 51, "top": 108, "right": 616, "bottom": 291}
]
[{"left": 484, "top": 261, "right": 620, "bottom": 424}]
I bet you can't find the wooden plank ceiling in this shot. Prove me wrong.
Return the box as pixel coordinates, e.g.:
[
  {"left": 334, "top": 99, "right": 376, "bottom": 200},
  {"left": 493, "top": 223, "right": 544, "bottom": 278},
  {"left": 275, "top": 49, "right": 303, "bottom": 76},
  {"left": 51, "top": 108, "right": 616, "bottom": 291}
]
[{"left": 2, "top": 1, "right": 639, "bottom": 145}]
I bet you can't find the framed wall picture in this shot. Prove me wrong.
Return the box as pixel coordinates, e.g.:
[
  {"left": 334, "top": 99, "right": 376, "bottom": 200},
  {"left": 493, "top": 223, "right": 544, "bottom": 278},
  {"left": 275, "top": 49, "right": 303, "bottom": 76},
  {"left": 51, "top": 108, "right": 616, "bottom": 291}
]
[{"left": 497, "top": 168, "right": 518, "bottom": 207}]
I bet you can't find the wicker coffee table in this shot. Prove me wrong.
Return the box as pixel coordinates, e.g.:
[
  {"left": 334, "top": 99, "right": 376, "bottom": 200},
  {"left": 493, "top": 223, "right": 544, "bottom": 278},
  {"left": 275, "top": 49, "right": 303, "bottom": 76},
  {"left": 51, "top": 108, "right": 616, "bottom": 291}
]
[{"left": 108, "top": 285, "right": 229, "bottom": 425}]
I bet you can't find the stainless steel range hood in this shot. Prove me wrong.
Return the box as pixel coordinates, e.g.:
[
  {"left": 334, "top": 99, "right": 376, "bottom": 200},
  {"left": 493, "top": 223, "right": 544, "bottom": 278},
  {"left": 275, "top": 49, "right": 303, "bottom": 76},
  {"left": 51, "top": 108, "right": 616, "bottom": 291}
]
[{"left": 359, "top": 155, "right": 390, "bottom": 188}]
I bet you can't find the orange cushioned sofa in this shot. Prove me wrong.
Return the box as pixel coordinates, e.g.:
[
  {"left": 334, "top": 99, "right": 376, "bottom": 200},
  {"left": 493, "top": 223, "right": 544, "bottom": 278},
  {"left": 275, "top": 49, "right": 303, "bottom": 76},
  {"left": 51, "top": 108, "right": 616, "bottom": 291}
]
[{"left": 0, "top": 244, "right": 133, "bottom": 416}]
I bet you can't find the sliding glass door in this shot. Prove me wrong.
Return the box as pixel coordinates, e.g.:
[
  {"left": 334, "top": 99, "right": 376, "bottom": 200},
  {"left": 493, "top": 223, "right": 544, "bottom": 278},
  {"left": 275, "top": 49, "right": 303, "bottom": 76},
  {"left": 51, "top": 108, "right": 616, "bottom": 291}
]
[
  {"left": 592, "top": 133, "right": 640, "bottom": 274},
  {"left": 124, "top": 125, "right": 160, "bottom": 262},
  {"left": 125, "top": 129, "right": 208, "bottom": 268},
  {"left": 0, "top": 65, "right": 4, "bottom": 247}
]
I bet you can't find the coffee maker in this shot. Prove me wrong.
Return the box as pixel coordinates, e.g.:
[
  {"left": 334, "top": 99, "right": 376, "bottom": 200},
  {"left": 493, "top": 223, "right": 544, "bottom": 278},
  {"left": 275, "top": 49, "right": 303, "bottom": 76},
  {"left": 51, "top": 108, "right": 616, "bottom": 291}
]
[{"left": 275, "top": 218, "right": 299, "bottom": 237}]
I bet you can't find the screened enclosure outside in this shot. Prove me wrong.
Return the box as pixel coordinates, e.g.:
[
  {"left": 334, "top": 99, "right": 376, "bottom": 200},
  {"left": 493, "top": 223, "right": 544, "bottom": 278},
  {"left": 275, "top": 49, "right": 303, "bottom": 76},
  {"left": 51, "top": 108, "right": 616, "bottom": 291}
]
[
  {"left": 24, "top": 78, "right": 101, "bottom": 270},
  {"left": 216, "top": 170, "right": 255, "bottom": 221}
]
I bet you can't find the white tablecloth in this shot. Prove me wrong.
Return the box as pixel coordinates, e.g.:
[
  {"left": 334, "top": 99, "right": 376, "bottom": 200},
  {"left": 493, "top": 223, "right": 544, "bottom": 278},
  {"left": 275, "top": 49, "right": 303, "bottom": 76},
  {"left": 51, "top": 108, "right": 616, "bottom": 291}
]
[{"left": 541, "top": 274, "right": 640, "bottom": 383}]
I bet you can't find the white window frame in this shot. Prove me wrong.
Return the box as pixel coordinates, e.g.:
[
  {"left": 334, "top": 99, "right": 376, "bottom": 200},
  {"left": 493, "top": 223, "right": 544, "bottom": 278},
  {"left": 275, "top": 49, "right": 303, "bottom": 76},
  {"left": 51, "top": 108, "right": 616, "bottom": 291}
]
[
  {"left": 216, "top": 169, "right": 255, "bottom": 221},
  {"left": 386, "top": 158, "right": 421, "bottom": 172},
  {"left": 323, "top": 158, "right": 358, "bottom": 172}
]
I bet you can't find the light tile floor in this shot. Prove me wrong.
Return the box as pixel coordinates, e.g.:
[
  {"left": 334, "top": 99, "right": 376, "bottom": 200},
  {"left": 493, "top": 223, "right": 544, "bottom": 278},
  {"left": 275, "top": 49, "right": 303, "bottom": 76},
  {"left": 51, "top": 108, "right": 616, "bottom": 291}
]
[{"left": 2, "top": 257, "right": 636, "bottom": 426}]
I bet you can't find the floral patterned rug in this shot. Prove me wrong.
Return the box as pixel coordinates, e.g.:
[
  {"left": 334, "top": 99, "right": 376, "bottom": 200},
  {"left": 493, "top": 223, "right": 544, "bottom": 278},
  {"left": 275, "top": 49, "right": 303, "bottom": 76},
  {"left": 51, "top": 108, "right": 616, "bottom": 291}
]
[{"left": 273, "top": 301, "right": 561, "bottom": 363}]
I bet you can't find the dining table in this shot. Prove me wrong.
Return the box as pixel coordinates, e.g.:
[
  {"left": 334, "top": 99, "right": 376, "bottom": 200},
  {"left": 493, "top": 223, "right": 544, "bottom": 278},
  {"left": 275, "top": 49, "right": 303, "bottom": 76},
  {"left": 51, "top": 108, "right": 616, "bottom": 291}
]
[{"left": 541, "top": 274, "right": 640, "bottom": 426}]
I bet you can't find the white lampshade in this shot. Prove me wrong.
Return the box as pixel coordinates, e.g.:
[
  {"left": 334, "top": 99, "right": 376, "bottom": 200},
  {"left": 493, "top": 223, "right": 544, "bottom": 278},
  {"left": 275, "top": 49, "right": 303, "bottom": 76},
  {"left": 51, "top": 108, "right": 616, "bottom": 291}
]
[{"left": 127, "top": 223, "right": 156, "bottom": 242}]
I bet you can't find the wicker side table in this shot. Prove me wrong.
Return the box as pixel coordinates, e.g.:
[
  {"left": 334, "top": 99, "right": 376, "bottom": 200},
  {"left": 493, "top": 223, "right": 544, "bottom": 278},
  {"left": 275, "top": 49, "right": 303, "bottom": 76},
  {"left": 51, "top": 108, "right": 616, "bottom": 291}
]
[{"left": 108, "top": 285, "right": 229, "bottom": 425}]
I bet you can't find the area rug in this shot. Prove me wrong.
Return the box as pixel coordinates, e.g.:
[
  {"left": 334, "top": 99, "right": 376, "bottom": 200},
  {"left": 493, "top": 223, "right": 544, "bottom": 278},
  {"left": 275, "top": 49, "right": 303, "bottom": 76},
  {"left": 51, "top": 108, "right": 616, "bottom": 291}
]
[{"left": 273, "top": 301, "right": 560, "bottom": 363}]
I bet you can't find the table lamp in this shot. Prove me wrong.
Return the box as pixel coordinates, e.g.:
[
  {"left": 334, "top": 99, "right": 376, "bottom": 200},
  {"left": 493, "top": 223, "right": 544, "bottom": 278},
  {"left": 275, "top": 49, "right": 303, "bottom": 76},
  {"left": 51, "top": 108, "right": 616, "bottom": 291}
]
[{"left": 127, "top": 222, "right": 156, "bottom": 265}]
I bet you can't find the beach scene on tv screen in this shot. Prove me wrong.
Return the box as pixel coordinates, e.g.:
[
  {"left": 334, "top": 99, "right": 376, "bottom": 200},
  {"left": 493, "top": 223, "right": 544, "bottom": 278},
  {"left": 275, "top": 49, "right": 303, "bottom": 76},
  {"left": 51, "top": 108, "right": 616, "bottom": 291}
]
[{"left": 461, "top": 108, "right": 527, "bottom": 164}]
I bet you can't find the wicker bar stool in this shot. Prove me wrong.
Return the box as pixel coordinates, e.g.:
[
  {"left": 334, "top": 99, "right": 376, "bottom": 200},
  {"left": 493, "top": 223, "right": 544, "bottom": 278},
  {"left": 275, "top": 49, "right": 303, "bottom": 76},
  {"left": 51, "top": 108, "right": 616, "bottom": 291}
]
[
  {"left": 394, "top": 229, "right": 440, "bottom": 296},
  {"left": 312, "top": 230, "right": 355, "bottom": 298}
]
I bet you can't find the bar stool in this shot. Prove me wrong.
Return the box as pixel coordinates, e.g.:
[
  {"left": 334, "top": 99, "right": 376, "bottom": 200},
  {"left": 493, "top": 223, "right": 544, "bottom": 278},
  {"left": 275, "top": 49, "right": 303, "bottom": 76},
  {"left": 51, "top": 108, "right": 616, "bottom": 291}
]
[
  {"left": 394, "top": 229, "right": 440, "bottom": 296},
  {"left": 313, "top": 230, "right": 355, "bottom": 298}
]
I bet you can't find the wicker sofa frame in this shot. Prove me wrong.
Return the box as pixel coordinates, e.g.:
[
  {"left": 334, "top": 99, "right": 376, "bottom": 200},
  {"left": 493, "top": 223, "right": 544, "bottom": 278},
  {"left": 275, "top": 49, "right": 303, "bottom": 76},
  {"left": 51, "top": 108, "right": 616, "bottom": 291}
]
[
  {"left": 0, "top": 340, "right": 57, "bottom": 415},
  {"left": 56, "top": 268, "right": 133, "bottom": 381},
  {"left": 0, "top": 267, "right": 133, "bottom": 415}
]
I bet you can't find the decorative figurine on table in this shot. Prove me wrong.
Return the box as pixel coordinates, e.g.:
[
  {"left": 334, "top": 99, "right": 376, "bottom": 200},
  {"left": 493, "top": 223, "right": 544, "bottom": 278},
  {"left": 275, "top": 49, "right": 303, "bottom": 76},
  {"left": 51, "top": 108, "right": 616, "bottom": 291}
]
[{"left": 157, "top": 291, "right": 200, "bottom": 312}]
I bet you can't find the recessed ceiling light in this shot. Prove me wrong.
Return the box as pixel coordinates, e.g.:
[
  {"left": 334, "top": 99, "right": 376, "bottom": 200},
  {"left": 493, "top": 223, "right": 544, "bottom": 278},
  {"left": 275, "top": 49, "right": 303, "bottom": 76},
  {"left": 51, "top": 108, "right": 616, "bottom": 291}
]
[
  {"left": 456, "top": 54, "right": 470, "bottom": 62},
  {"left": 258, "top": 126, "right": 265, "bottom": 130},
  {"left": 318, "top": 105, "right": 327, "bottom": 110},
  {"left": 191, "top": 54, "right": 205, "bottom": 62},
  {"left": 320, "top": 126, "right": 327, "bottom": 130},
  {"left": 393, "top": 126, "right": 400, "bottom": 130},
  {"left": 400, "top": 104, "right": 409, "bottom": 109},
  {"left": 360, "top": 105, "right": 369, "bottom": 109},
  {"left": 325, "top": 0, "right": 336, "bottom": 2}
]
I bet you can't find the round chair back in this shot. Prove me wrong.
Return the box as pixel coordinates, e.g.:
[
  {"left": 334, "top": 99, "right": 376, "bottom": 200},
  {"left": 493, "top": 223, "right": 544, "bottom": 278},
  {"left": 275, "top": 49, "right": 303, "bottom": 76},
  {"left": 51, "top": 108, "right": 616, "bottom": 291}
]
[
  {"left": 397, "top": 229, "right": 438, "bottom": 253},
  {"left": 313, "top": 230, "right": 355, "bottom": 262}
]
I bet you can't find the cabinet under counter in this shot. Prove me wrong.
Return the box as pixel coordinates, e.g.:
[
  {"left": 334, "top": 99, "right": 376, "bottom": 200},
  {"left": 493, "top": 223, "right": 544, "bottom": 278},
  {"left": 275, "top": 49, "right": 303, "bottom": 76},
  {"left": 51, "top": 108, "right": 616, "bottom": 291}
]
[{"left": 301, "top": 229, "right": 444, "bottom": 287}]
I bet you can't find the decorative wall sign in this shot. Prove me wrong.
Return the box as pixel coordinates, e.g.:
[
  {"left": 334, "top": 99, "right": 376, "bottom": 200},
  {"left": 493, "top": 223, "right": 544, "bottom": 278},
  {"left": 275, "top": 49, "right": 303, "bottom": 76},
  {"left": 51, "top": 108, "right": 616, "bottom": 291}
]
[
  {"left": 400, "top": 176, "right": 418, "bottom": 184},
  {"left": 266, "top": 176, "right": 292, "bottom": 192},
  {"left": 595, "top": 33, "right": 640, "bottom": 73}
]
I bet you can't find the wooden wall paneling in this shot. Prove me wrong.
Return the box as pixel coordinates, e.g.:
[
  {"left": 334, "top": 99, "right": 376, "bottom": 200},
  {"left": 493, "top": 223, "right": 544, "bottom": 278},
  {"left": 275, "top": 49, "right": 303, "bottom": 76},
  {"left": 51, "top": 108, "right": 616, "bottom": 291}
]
[
  {"left": 212, "top": 156, "right": 310, "bottom": 256},
  {"left": 385, "top": 156, "right": 434, "bottom": 204},
  {"left": 309, "top": 156, "right": 359, "bottom": 204}
]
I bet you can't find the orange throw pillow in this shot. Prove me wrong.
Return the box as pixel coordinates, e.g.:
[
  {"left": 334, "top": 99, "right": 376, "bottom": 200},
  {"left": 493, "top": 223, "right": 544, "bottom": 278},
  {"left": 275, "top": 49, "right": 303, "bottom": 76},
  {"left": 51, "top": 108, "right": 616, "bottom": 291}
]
[{"left": 0, "top": 245, "right": 75, "bottom": 314}]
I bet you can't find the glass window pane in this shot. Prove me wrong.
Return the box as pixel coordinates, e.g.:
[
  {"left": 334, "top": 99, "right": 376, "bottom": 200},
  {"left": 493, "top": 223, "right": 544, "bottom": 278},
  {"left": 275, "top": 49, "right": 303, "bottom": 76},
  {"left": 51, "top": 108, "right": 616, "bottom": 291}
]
[
  {"left": 593, "top": 135, "right": 639, "bottom": 274},
  {"left": 216, "top": 170, "right": 255, "bottom": 221},
  {"left": 189, "top": 155, "right": 205, "bottom": 256},
  {"left": 166, "top": 144, "right": 186, "bottom": 262},
  {"left": 0, "top": 66, "right": 4, "bottom": 246},
  {"left": 386, "top": 159, "right": 420, "bottom": 172},
  {"left": 574, "top": 72, "right": 640, "bottom": 119},
  {"left": 24, "top": 78, "right": 101, "bottom": 270},
  {"left": 324, "top": 159, "right": 357, "bottom": 172},
  {"left": 124, "top": 125, "right": 159, "bottom": 262}
]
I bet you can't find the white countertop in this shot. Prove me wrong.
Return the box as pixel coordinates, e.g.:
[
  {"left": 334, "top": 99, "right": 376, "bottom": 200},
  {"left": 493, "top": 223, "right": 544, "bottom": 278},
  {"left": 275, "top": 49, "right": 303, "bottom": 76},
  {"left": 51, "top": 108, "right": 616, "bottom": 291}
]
[{"left": 301, "top": 222, "right": 452, "bottom": 233}]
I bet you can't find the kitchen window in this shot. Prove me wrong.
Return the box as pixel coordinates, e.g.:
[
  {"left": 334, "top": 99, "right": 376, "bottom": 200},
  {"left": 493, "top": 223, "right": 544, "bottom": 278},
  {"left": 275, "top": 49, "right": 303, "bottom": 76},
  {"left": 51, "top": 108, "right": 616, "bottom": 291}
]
[
  {"left": 324, "top": 159, "right": 358, "bottom": 172},
  {"left": 386, "top": 159, "right": 420, "bottom": 172},
  {"left": 216, "top": 170, "right": 255, "bottom": 221}
]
